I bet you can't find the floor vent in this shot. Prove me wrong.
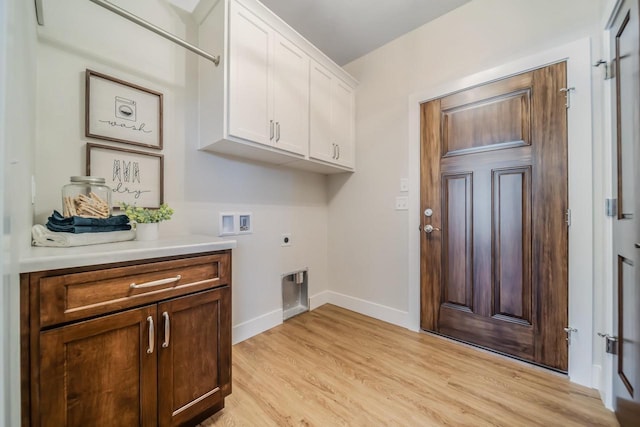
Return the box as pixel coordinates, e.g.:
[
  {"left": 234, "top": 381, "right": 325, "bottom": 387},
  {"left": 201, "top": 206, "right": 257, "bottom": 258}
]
[{"left": 282, "top": 269, "right": 308, "bottom": 320}]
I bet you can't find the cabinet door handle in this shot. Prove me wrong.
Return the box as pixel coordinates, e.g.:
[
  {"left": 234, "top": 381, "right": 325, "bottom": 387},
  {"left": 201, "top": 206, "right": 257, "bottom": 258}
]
[
  {"left": 147, "top": 316, "right": 154, "bottom": 354},
  {"left": 332, "top": 143, "right": 336, "bottom": 159},
  {"left": 270, "top": 120, "right": 274, "bottom": 140},
  {"left": 162, "top": 312, "right": 170, "bottom": 348},
  {"left": 275, "top": 122, "right": 281, "bottom": 142},
  {"left": 336, "top": 144, "right": 340, "bottom": 160},
  {"left": 130, "top": 275, "right": 181, "bottom": 290}
]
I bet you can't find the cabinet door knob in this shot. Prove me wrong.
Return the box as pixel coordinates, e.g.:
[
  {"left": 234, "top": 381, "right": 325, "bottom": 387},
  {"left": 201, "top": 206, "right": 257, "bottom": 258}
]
[
  {"left": 162, "top": 312, "right": 170, "bottom": 348},
  {"left": 147, "top": 316, "right": 155, "bottom": 354}
]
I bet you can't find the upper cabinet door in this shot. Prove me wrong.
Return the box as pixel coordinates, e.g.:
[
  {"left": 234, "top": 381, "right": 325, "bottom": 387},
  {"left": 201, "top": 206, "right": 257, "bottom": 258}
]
[
  {"left": 272, "top": 33, "right": 309, "bottom": 156},
  {"left": 309, "top": 61, "right": 334, "bottom": 163},
  {"left": 228, "top": 1, "right": 273, "bottom": 145},
  {"left": 331, "top": 79, "right": 355, "bottom": 168}
]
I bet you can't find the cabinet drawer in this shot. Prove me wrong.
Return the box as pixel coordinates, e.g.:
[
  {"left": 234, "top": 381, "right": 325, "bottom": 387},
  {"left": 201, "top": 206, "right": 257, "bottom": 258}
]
[{"left": 38, "top": 253, "right": 230, "bottom": 328}]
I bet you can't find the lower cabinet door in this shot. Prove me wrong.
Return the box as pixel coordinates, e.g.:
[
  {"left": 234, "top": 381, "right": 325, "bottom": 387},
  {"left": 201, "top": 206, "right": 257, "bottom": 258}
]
[
  {"left": 39, "top": 305, "right": 158, "bottom": 427},
  {"left": 157, "top": 287, "right": 231, "bottom": 426}
]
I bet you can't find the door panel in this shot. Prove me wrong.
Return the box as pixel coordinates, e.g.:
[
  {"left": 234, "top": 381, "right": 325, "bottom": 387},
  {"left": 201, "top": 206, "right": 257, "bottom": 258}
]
[
  {"left": 492, "top": 167, "right": 532, "bottom": 325},
  {"left": 229, "top": 1, "right": 272, "bottom": 145},
  {"left": 442, "top": 173, "right": 473, "bottom": 311},
  {"left": 611, "top": 1, "right": 640, "bottom": 423},
  {"left": 158, "top": 287, "right": 231, "bottom": 427},
  {"left": 39, "top": 306, "right": 157, "bottom": 427},
  {"left": 421, "top": 63, "right": 567, "bottom": 371},
  {"left": 273, "top": 34, "right": 309, "bottom": 155}
]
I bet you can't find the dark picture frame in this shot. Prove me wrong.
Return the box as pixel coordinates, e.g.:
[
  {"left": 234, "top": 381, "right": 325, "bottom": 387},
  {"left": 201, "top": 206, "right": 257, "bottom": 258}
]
[
  {"left": 86, "top": 143, "right": 164, "bottom": 209},
  {"left": 85, "top": 69, "right": 163, "bottom": 150}
]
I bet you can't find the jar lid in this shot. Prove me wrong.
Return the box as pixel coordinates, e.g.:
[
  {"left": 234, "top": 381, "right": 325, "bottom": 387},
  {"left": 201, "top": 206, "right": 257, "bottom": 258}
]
[{"left": 70, "top": 176, "right": 106, "bottom": 184}]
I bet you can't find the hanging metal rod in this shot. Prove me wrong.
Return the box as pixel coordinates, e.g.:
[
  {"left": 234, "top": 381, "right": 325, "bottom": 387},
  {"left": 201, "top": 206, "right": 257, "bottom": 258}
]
[{"left": 35, "top": 0, "right": 220, "bottom": 66}]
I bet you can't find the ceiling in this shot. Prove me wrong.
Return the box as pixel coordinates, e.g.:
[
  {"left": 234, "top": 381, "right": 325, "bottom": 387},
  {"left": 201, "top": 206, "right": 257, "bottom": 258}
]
[
  {"left": 258, "top": 0, "right": 471, "bottom": 65},
  {"left": 170, "top": 0, "right": 471, "bottom": 66}
]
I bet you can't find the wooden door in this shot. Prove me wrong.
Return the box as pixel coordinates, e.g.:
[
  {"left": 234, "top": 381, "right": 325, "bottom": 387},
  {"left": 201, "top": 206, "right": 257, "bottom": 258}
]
[
  {"left": 611, "top": 1, "right": 640, "bottom": 424},
  {"left": 39, "top": 306, "right": 158, "bottom": 427},
  {"left": 228, "top": 0, "right": 272, "bottom": 145},
  {"left": 157, "top": 287, "right": 231, "bottom": 426},
  {"left": 272, "top": 33, "right": 309, "bottom": 156},
  {"left": 420, "top": 63, "right": 568, "bottom": 370}
]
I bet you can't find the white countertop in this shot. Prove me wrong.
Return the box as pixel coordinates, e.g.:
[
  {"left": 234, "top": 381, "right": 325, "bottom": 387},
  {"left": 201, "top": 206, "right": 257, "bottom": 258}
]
[{"left": 20, "top": 235, "right": 237, "bottom": 273}]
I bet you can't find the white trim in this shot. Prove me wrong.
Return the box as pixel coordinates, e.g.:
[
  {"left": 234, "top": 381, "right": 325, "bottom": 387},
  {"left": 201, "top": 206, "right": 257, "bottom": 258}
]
[
  {"left": 309, "top": 290, "right": 330, "bottom": 310},
  {"left": 408, "top": 37, "right": 594, "bottom": 387},
  {"left": 312, "top": 291, "right": 409, "bottom": 328},
  {"left": 232, "top": 308, "right": 282, "bottom": 344}
]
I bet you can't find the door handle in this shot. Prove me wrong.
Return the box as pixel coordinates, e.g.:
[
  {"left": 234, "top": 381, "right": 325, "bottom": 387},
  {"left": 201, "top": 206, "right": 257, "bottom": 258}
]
[
  {"left": 424, "top": 224, "right": 441, "bottom": 234},
  {"left": 332, "top": 143, "right": 337, "bottom": 159},
  {"left": 270, "top": 120, "right": 274, "bottom": 140},
  {"left": 162, "top": 312, "right": 170, "bottom": 348},
  {"left": 275, "top": 122, "right": 280, "bottom": 142},
  {"left": 147, "top": 316, "right": 154, "bottom": 354}
]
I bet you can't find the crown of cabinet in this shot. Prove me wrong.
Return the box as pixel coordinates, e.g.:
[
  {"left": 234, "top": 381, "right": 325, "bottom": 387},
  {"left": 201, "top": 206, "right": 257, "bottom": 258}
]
[{"left": 197, "top": 0, "right": 357, "bottom": 174}]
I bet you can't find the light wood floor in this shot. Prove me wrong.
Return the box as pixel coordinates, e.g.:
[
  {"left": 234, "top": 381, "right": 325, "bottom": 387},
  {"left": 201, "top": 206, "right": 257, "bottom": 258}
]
[{"left": 200, "top": 304, "right": 618, "bottom": 427}]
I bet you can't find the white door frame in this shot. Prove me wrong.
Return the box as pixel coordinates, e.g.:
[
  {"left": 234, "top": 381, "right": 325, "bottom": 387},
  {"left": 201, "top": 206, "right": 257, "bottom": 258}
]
[{"left": 407, "top": 37, "right": 594, "bottom": 387}]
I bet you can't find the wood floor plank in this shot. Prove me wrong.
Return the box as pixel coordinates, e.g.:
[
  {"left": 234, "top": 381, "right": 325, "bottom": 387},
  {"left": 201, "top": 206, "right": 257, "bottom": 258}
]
[{"left": 199, "top": 305, "right": 618, "bottom": 427}]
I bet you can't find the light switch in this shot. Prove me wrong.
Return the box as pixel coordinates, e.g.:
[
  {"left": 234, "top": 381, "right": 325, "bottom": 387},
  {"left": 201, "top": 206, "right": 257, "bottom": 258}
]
[{"left": 400, "top": 178, "right": 409, "bottom": 192}]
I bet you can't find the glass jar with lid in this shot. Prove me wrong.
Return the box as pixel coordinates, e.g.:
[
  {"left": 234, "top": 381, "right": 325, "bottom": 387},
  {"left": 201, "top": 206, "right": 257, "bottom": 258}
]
[{"left": 62, "top": 176, "right": 112, "bottom": 218}]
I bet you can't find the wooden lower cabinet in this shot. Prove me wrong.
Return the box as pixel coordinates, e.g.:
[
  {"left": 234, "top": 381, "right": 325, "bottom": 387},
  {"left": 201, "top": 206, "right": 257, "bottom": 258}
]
[{"left": 22, "top": 251, "right": 232, "bottom": 427}]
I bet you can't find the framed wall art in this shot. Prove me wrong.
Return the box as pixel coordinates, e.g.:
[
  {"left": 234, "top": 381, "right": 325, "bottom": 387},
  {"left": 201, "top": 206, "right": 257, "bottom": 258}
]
[
  {"left": 86, "top": 143, "right": 164, "bottom": 209},
  {"left": 85, "top": 69, "right": 163, "bottom": 149}
]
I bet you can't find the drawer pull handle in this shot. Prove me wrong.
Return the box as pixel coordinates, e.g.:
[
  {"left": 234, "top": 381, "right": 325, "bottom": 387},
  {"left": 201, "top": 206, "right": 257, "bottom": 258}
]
[
  {"left": 130, "top": 275, "right": 182, "bottom": 290},
  {"left": 162, "top": 312, "right": 170, "bottom": 348},
  {"left": 147, "top": 316, "right": 154, "bottom": 354}
]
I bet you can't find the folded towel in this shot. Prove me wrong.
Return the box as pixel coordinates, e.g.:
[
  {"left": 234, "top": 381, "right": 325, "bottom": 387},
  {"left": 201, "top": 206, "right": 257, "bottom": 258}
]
[
  {"left": 32, "top": 224, "right": 136, "bottom": 247},
  {"left": 48, "top": 210, "right": 130, "bottom": 226},
  {"left": 46, "top": 222, "right": 132, "bottom": 233}
]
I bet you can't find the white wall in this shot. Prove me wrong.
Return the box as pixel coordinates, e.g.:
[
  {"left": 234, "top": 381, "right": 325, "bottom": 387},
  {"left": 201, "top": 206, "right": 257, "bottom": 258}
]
[
  {"left": 3, "top": 0, "right": 38, "bottom": 423},
  {"left": 330, "top": 0, "right": 607, "bottom": 386},
  {"left": 34, "top": 0, "right": 329, "bottom": 341}
]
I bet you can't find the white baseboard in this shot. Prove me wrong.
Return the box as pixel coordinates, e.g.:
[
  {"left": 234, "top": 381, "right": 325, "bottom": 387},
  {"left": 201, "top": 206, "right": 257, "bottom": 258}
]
[
  {"left": 592, "top": 364, "right": 602, "bottom": 391},
  {"left": 234, "top": 291, "right": 409, "bottom": 345},
  {"left": 309, "top": 290, "right": 330, "bottom": 310},
  {"left": 313, "top": 291, "right": 409, "bottom": 328},
  {"left": 232, "top": 308, "right": 282, "bottom": 344}
]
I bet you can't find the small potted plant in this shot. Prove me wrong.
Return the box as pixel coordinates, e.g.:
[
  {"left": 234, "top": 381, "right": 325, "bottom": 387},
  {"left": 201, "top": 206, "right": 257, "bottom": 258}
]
[{"left": 120, "top": 203, "right": 174, "bottom": 241}]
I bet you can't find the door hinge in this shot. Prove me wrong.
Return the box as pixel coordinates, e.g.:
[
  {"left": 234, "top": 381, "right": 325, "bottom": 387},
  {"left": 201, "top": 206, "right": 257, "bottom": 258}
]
[
  {"left": 605, "top": 198, "right": 617, "bottom": 217},
  {"left": 593, "top": 59, "right": 615, "bottom": 80},
  {"left": 564, "top": 327, "right": 577, "bottom": 345},
  {"left": 598, "top": 333, "right": 618, "bottom": 355},
  {"left": 559, "top": 87, "right": 575, "bottom": 108},
  {"left": 565, "top": 208, "right": 571, "bottom": 227}
]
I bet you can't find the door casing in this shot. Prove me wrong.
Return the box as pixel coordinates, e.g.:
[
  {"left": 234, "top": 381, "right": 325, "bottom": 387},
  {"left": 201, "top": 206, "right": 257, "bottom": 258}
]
[{"left": 408, "top": 37, "right": 594, "bottom": 388}]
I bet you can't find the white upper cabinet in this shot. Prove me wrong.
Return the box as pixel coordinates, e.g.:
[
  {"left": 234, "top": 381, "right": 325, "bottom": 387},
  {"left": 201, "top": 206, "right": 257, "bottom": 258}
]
[
  {"left": 272, "top": 33, "right": 309, "bottom": 156},
  {"left": 198, "top": 0, "right": 357, "bottom": 173},
  {"left": 309, "top": 61, "right": 355, "bottom": 169},
  {"left": 228, "top": 2, "right": 272, "bottom": 145}
]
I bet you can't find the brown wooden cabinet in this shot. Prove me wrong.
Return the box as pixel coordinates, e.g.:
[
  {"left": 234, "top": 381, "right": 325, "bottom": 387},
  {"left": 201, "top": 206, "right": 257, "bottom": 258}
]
[{"left": 21, "top": 251, "right": 232, "bottom": 427}]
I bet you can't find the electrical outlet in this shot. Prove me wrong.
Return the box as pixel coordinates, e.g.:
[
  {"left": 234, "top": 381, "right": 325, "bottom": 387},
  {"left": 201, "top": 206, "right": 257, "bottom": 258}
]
[
  {"left": 395, "top": 196, "right": 408, "bottom": 211},
  {"left": 281, "top": 233, "right": 292, "bottom": 247}
]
